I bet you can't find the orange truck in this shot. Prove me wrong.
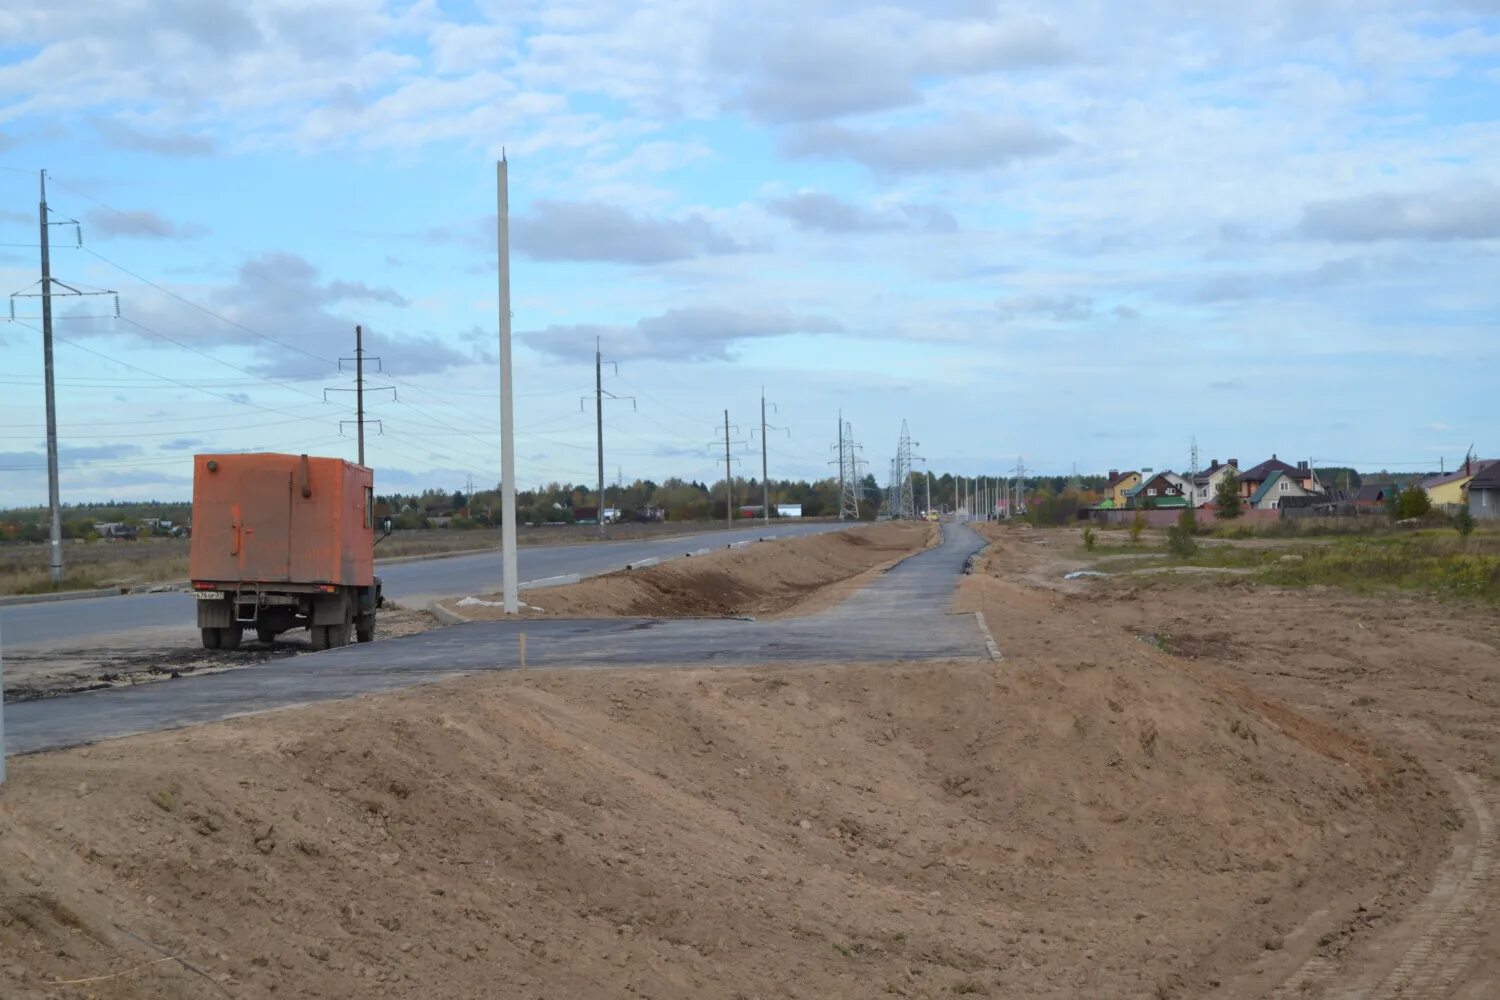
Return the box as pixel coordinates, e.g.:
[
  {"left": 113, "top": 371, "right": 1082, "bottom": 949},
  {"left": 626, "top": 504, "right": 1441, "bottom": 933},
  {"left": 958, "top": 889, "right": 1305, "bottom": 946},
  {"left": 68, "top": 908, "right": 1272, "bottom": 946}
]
[{"left": 188, "top": 453, "right": 387, "bottom": 651}]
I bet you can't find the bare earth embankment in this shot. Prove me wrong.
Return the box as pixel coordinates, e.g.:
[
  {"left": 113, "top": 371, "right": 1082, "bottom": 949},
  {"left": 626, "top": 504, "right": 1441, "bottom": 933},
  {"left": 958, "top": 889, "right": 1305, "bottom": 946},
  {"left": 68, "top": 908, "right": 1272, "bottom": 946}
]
[
  {"left": 444, "top": 520, "right": 935, "bottom": 620},
  {"left": 0, "top": 520, "right": 1453, "bottom": 998}
]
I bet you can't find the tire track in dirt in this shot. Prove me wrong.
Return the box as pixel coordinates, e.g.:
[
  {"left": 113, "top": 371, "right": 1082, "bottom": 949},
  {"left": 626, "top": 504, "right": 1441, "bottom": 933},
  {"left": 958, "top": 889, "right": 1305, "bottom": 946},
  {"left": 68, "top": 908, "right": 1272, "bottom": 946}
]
[
  {"left": 1345, "top": 771, "right": 1495, "bottom": 999},
  {"left": 1269, "top": 759, "right": 1496, "bottom": 999}
]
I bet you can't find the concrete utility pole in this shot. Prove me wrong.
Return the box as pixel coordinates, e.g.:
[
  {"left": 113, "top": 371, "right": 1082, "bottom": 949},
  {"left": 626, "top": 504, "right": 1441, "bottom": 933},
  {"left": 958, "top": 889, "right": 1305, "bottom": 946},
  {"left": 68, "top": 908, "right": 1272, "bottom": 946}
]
[
  {"left": 16, "top": 171, "right": 115, "bottom": 586},
  {"left": 584, "top": 338, "right": 632, "bottom": 538},
  {"left": 328, "top": 327, "right": 390, "bottom": 465},
  {"left": 724, "top": 409, "right": 734, "bottom": 529},
  {"left": 497, "top": 157, "right": 518, "bottom": 614},
  {"left": 39, "top": 171, "right": 61, "bottom": 585},
  {"left": 355, "top": 325, "right": 365, "bottom": 465},
  {"left": 760, "top": 390, "right": 770, "bottom": 524},
  {"left": 595, "top": 340, "right": 605, "bottom": 538}
]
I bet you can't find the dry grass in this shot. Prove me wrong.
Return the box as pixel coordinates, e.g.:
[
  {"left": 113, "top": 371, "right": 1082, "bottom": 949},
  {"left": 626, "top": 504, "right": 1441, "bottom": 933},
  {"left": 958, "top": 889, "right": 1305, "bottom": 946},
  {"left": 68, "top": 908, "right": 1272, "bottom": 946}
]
[{"left": 0, "top": 519, "right": 823, "bottom": 595}]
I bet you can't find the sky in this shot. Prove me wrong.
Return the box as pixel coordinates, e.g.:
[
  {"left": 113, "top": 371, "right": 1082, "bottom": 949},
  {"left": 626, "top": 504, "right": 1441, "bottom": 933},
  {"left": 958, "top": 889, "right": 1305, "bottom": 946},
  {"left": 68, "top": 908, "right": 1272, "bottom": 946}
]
[{"left": 0, "top": 0, "right": 1497, "bottom": 506}]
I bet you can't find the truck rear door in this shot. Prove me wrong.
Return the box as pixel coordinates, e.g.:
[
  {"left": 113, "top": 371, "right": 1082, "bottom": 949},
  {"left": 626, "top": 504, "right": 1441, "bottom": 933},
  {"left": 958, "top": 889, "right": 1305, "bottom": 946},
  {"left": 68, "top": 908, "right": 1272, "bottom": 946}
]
[{"left": 237, "top": 468, "right": 293, "bottom": 582}]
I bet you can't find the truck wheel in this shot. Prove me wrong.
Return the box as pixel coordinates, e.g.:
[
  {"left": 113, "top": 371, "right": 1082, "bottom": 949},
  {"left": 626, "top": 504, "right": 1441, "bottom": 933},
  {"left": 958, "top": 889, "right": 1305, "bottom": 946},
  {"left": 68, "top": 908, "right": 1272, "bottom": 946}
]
[
  {"left": 218, "top": 626, "right": 243, "bottom": 651},
  {"left": 310, "top": 624, "right": 331, "bottom": 651},
  {"left": 327, "top": 621, "right": 352, "bottom": 648},
  {"left": 256, "top": 626, "right": 278, "bottom": 644},
  {"left": 355, "top": 614, "right": 375, "bottom": 643},
  {"left": 201, "top": 628, "right": 222, "bottom": 650}
]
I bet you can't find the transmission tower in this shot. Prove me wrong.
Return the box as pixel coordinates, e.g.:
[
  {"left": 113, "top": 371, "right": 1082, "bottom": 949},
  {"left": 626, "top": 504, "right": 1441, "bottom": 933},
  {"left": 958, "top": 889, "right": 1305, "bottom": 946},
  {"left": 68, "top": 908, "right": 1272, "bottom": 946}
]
[
  {"left": 832, "top": 415, "right": 863, "bottom": 520},
  {"left": 1189, "top": 435, "right": 1200, "bottom": 480},
  {"left": 895, "top": 420, "right": 916, "bottom": 519}
]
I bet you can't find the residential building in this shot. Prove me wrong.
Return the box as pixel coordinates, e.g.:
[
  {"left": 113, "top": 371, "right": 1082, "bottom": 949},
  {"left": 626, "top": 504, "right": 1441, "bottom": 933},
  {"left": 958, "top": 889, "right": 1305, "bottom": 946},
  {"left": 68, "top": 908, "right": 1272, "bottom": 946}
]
[
  {"left": 1124, "top": 471, "right": 1190, "bottom": 508},
  {"left": 1191, "top": 458, "right": 1239, "bottom": 507},
  {"left": 1420, "top": 459, "right": 1497, "bottom": 509},
  {"left": 1248, "top": 470, "right": 1314, "bottom": 510},
  {"left": 1103, "top": 470, "right": 1140, "bottom": 508},
  {"left": 1468, "top": 463, "right": 1500, "bottom": 520},
  {"left": 1237, "top": 455, "right": 1324, "bottom": 499},
  {"left": 1354, "top": 484, "right": 1394, "bottom": 511}
]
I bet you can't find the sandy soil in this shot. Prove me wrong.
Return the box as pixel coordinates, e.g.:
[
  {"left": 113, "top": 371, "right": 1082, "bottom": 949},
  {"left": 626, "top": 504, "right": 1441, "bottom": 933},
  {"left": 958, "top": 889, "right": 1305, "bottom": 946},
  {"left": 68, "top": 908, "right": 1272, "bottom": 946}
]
[
  {"left": 443, "top": 520, "right": 934, "bottom": 620},
  {"left": 1, "top": 520, "right": 1491, "bottom": 997},
  {"left": 2, "top": 604, "right": 439, "bottom": 703},
  {"left": 962, "top": 522, "right": 1500, "bottom": 997}
]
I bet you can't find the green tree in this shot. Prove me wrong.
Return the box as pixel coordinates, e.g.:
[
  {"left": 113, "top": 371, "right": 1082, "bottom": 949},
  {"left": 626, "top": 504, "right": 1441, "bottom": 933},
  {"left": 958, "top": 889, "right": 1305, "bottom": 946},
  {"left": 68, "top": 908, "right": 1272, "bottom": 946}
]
[
  {"left": 1082, "top": 525, "right": 1096, "bottom": 551},
  {"left": 1456, "top": 505, "right": 1476, "bottom": 538},
  {"left": 1129, "top": 511, "right": 1145, "bottom": 545},
  {"left": 1214, "top": 471, "right": 1243, "bottom": 519},
  {"left": 1398, "top": 484, "right": 1432, "bottom": 520}
]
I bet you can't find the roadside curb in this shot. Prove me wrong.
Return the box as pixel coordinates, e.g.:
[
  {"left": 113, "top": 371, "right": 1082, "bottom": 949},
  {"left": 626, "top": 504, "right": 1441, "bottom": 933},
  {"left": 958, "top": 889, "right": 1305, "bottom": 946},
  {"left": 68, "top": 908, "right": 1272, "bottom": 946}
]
[
  {"left": 427, "top": 600, "right": 471, "bottom": 626},
  {"left": 0, "top": 587, "right": 122, "bottom": 608}
]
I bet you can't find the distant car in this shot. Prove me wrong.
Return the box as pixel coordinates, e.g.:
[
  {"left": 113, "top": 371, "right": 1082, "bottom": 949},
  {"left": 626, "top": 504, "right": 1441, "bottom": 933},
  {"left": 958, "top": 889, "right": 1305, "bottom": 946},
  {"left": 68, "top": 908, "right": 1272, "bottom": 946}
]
[{"left": 926, "top": 511, "right": 940, "bottom": 522}]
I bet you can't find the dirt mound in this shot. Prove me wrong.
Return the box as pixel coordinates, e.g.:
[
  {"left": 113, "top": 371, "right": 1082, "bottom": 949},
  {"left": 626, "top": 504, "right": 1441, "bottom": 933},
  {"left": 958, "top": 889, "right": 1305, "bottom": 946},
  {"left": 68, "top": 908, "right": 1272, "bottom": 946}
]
[
  {"left": 448, "top": 521, "right": 933, "bottom": 620},
  {"left": 0, "top": 648, "right": 1438, "bottom": 998}
]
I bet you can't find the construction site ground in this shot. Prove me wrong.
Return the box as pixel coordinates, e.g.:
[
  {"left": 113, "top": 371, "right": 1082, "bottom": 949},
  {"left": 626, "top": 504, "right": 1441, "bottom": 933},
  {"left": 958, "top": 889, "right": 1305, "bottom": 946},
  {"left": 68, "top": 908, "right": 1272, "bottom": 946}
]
[
  {"left": 0, "top": 521, "right": 1495, "bottom": 997},
  {"left": 441, "top": 519, "right": 935, "bottom": 620}
]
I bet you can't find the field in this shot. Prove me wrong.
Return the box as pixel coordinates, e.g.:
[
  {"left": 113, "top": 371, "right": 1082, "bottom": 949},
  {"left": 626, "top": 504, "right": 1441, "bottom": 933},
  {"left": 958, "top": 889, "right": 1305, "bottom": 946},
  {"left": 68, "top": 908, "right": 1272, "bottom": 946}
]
[
  {"left": 1083, "top": 518, "right": 1500, "bottom": 603},
  {"left": 0, "top": 519, "right": 802, "bottom": 597}
]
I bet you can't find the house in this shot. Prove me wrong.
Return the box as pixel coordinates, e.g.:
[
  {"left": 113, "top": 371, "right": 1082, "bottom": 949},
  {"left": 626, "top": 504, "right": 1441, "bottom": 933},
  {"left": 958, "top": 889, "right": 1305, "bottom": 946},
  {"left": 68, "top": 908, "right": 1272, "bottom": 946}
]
[
  {"left": 1467, "top": 463, "right": 1500, "bottom": 520},
  {"left": 1191, "top": 458, "right": 1239, "bottom": 507},
  {"left": 1237, "top": 455, "right": 1324, "bottom": 499},
  {"left": 1354, "top": 484, "right": 1394, "bottom": 511},
  {"left": 1103, "top": 470, "right": 1140, "bottom": 508},
  {"left": 1420, "top": 459, "right": 1498, "bottom": 509},
  {"left": 1123, "top": 471, "right": 1190, "bottom": 508},
  {"left": 1248, "top": 470, "right": 1314, "bottom": 510}
]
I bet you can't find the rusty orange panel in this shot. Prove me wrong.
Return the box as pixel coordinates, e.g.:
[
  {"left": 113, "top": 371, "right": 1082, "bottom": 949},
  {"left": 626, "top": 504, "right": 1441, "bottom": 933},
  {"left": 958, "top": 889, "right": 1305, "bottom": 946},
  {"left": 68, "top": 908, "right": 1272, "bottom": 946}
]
[{"left": 190, "top": 453, "right": 375, "bottom": 587}]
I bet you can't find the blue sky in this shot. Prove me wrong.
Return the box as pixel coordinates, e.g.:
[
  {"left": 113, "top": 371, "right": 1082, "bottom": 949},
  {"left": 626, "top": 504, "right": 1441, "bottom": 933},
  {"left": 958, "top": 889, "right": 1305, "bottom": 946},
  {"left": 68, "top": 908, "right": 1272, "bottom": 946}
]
[{"left": 1, "top": 0, "right": 1497, "bottom": 505}]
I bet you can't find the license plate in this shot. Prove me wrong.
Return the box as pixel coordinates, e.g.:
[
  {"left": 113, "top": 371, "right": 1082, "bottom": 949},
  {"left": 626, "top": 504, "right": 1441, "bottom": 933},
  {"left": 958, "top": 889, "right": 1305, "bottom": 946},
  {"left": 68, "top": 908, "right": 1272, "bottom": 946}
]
[{"left": 192, "top": 591, "right": 225, "bottom": 600}]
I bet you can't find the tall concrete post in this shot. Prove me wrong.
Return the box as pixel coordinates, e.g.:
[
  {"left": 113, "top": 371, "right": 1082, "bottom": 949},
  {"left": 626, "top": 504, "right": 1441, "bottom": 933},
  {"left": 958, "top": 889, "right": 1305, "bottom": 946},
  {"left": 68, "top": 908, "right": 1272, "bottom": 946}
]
[
  {"left": 497, "top": 158, "right": 519, "bottom": 614},
  {"left": 39, "top": 170, "right": 62, "bottom": 586}
]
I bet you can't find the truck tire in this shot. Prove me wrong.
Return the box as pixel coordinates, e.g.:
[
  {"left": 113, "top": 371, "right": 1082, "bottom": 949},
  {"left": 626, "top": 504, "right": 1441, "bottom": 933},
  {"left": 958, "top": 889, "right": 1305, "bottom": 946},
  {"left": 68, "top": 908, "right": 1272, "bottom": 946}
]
[
  {"left": 201, "top": 628, "right": 222, "bottom": 650},
  {"left": 355, "top": 614, "right": 375, "bottom": 643},
  {"left": 218, "top": 626, "right": 243, "bottom": 651},
  {"left": 327, "top": 620, "right": 352, "bottom": 648},
  {"left": 310, "top": 624, "right": 331, "bottom": 651},
  {"left": 256, "top": 626, "right": 278, "bottom": 644}
]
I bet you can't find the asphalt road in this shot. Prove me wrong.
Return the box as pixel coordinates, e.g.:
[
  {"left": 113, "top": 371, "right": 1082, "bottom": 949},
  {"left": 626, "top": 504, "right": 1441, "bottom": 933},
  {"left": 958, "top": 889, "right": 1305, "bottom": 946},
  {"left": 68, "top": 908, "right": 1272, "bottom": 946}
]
[
  {"left": 0, "top": 520, "right": 849, "bottom": 650},
  {"left": 5, "top": 523, "right": 990, "bottom": 754}
]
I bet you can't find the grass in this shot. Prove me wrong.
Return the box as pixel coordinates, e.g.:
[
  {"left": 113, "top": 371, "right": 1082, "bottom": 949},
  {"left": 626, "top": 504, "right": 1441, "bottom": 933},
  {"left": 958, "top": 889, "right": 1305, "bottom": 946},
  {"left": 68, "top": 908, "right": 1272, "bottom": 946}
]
[{"left": 1093, "top": 531, "right": 1500, "bottom": 604}]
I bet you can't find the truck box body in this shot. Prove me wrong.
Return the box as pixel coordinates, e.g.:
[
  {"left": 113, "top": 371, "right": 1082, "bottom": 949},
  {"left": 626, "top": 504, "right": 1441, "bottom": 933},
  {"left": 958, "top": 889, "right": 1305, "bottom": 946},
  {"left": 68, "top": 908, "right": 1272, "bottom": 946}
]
[{"left": 190, "top": 453, "right": 375, "bottom": 588}]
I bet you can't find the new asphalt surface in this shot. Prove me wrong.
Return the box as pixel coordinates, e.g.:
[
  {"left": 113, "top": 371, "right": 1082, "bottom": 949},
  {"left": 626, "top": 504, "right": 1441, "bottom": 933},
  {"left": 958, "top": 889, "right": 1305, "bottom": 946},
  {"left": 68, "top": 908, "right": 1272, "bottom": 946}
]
[
  {"left": 0, "top": 520, "right": 850, "bottom": 650},
  {"left": 4, "top": 522, "right": 990, "bottom": 755}
]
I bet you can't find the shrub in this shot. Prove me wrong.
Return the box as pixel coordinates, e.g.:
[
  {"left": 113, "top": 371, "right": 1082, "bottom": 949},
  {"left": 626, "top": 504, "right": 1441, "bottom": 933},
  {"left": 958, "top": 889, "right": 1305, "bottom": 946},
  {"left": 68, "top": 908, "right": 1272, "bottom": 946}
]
[
  {"left": 1177, "top": 504, "right": 1199, "bottom": 536},
  {"left": 1167, "top": 509, "right": 1199, "bottom": 558},
  {"left": 1129, "top": 512, "right": 1145, "bottom": 544},
  {"left": 1456, "top": 505, "right": 1476, "bottom": 538},
  {"left": 1082, "top": 525, "right": 1096, "bottom": 551}
]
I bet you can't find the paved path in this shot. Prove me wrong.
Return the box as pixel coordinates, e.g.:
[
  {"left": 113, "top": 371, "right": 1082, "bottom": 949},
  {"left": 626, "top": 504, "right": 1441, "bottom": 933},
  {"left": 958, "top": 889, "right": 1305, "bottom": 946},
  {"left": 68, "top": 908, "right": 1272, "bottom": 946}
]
[
  {"left": 4, "top": 523, "right": 989, "bottom": 755},
  {"left": 0, "top": 520, "right": 849, "bottom": 650}
]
